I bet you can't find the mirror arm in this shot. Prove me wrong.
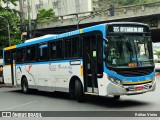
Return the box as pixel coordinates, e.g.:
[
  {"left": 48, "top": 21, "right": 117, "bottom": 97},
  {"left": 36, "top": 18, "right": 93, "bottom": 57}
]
[{"left": 103, "top": 37, "right": 108, "bottom": 43}]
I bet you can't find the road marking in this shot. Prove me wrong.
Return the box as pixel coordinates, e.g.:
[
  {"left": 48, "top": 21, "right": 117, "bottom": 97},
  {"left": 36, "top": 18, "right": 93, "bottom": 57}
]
[{"left": 0, "top": 101, "right": 38, "bottom": 111}]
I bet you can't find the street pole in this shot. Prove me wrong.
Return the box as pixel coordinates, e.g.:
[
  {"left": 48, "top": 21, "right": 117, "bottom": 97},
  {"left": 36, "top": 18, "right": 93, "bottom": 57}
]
[
  {"left": 0, "top": 16, "right": 11, "bottom": 46},
  {"left": 19, "top": 0, "right": 24, "bottom": 31},
  {"left": 7, "top": 23, "right": 11, "bottom": 46},
  {"left": 27, "top": 0, "right": 31, "bottom": 39}
]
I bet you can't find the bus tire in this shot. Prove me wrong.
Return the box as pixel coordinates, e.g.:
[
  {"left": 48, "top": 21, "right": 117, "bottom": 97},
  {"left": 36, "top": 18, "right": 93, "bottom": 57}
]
[
  {"left": 113, "top": 95, "right": 120, "bottom": 100},
  {"left": 69, "top": 80, "right": 75, "bottom": 99},
  {"left": 69, "top": 88, "right": 75, "bottom": 99},
  {"left": 21, "top": 77, "right": 29, "bottom": 94},
  {"left": 75, "top": 80, "right": 85, "bottom": 102}
]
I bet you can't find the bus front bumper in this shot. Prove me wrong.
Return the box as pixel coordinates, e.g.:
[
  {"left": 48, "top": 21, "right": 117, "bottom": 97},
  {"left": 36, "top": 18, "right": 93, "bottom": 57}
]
[{"left": 107, "top": 80, "right": 156, "bottom": 96}]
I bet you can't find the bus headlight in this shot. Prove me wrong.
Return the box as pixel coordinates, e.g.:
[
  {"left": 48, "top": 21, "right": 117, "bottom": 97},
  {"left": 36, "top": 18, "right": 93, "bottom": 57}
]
[
  {"left": 108, "top": 76, "right": 123, "bottom": 87},
  {"left": 152, "top": 78, "right": 156, "bottom": 83}
]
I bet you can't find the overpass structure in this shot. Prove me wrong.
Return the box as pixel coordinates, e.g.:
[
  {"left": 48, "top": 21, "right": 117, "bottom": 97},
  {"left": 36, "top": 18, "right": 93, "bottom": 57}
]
[{"left": 36, "top": 1, "right": 160, "bottom": 42}]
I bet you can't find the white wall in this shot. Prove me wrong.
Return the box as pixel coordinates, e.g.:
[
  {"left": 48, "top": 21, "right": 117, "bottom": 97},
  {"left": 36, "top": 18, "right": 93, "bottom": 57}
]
[{"left": 2, "top": 0, "right": 93, "bottom": 19}]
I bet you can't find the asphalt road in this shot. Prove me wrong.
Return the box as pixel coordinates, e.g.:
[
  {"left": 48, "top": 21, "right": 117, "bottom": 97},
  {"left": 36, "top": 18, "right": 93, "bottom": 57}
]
[{"left": 0, "top": 76, "right": 160, "bottom": 120}]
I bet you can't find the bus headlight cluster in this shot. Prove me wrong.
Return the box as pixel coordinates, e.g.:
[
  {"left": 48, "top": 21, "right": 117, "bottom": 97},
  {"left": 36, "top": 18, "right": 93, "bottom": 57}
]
[
  {"left": 108, "top": 76, "right": 123, "bottom": 87},
  {"left": 152, "top": 78, "right": 156, "bottom": 83}
]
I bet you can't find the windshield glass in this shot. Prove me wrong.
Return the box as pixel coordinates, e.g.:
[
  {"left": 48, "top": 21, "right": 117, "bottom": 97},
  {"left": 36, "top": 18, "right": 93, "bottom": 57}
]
[{"left": 106, "top": 35, "right": 153, "bottom": 68}]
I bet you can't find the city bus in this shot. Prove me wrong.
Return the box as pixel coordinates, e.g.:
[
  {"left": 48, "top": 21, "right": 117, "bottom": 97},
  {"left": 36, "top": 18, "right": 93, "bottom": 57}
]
[{"left": 3, "top": 22, "right": 156, "bottom": 102}]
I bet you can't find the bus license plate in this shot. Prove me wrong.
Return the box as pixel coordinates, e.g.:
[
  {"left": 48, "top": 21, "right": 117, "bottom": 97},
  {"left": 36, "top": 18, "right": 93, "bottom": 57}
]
[{"left": 135, "top": 86, "right": 143, "bottom": 91}]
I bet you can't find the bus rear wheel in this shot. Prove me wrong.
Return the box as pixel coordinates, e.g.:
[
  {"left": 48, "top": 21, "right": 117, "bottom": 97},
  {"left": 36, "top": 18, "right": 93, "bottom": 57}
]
[
  {"left": 75, "top": 80, "right": 85, "bottom": 102},
  {"left": 21, "top": 77, "right": 29, "bottom": 94}
]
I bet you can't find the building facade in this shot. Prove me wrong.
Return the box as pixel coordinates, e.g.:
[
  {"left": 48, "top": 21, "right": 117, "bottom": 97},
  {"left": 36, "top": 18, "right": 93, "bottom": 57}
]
[{"left": 2, "top": 0, "right": 93, "bottom": 19}]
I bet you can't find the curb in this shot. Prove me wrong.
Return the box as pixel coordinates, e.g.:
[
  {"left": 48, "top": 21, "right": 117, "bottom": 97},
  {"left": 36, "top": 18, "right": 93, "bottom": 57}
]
[{"left": 0, "top": 84, "right": 18, "bottom": 88}]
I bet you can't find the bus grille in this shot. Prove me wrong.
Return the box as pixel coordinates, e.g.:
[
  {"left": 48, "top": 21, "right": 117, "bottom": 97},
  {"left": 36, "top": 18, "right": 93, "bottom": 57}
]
[{"left": 117, "top": 68, "right": 153, "bottom": 77}]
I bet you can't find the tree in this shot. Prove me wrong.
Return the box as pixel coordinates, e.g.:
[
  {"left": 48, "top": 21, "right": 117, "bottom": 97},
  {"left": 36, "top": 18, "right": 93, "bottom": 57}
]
[
  {"left": 32, "top": 8, "right": 57, "bottom": 38},
  {"left": 0, "top": 7, "right": 21, "bottom": 49},
  {"left": 0, "top": 0, "right": 18, "bottom": 7},
  {"left": 37, "top": 8, "right": 57, "bottom": 23},
  {"left": 155, "top": 50, "right": 160, "bottom": 58}
]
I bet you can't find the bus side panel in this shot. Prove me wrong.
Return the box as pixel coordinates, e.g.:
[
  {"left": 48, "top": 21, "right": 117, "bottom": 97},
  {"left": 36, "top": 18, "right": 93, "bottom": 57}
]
[
  {"left": 48, "top": 60, "right": 83, "bottom": 92},
  {"left": 25, "top": 64, "right": 38, "bottom": 89},
  {"left": 38, "top": 63, "right": 54, "bottom": 92},
  {"left": 49, "top": 62, "right": 70, "bottom": 92},
  {"left": 3, "top": 66, "right": 12, "bottom": 85},
  {"left": 16, "top": 64, "right": 38, "bottom": 88},
  {"left": 3, "top": 65, "right": 17, "bottom": 85},
  {"left": 16, "top": 64, "right": 22, "bottom": 85},
  {"left": 97, "top": 73, "right": 109, "bottom": 96}
]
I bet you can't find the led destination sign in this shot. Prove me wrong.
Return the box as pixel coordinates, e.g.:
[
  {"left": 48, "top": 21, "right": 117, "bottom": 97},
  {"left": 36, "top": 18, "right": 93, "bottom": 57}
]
[
  {"left": 107, "top": 24, "right": 150, "bottom": 33},
  {"left": 113, "top": 27, "right": 144, "bottom": 33}
]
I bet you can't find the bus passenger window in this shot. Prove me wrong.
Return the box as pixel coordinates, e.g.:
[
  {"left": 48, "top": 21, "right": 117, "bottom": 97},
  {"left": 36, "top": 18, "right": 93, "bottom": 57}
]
[
  {"left": 50, "top": 42, "right": 56, "bottom": 59},
  {"left": 49, "top": 40, "right": 63, "bottom": 60},
  {"left": 56, "top": 41, "right": 63, "bottom": 59},
  {"left": 26, "top": 45, "right": 37, "bottom": 62},
  {"left": 65, "top": 39, "right": 72, "bottom": 58},
  {"left": 16, "top": 48, "right": 26, "bottom": 63},
  {"left": 4, "top": 51, "right": 11, "bottom": 65},
  {"left": 38, "top": 43, "right": 48, "bottom": 61},
  {"left": 64, "top": 37, "right": 79, "bottom": 59},
  {"left": 72, "top": 37, "right": 79, "bottom": 57}
]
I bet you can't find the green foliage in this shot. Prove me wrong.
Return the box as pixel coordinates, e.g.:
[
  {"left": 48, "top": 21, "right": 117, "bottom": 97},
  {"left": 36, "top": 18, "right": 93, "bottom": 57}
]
[
  {"left": 0, "top": 8, "right": 21, "bottom": 49},
  {"left": 155, "top": 50, "right": 160, "bottom": 58},
  {"left": 37, "top": 8, "right": 57, "bottom": 23},
  {"left": 0, "top": 0, "right": 18, "bottom": 6}
]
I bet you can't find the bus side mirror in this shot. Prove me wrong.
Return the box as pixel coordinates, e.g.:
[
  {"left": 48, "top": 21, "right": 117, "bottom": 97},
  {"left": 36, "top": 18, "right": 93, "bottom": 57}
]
[
  {"left": 103, "top": 37, "right": 109, "bottom": 55},
  {"left": 104, "top": 45, "right": 109, "bottom": 55}
]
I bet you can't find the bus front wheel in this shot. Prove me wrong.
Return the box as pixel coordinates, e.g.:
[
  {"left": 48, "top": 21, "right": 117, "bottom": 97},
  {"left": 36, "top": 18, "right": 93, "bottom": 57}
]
[
  {"left": 113, "top": 95, "right": 120, "bottom": 100},
  {"left": 21, "top": 77, "right": 29, "bottom": 94},
  {"left": 75, "top": 80, "right": 85, "bottom": 102}
]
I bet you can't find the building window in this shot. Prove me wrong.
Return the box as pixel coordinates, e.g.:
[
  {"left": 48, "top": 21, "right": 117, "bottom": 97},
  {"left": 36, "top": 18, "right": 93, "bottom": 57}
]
[
  {"left": 39, "top": 0, "right": 43, "bottom": 4},
  {"left": 52, "top": 1, "right": 58, "bottom": 9}
]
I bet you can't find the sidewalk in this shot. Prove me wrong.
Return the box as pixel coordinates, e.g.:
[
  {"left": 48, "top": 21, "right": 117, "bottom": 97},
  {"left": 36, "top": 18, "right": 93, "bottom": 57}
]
[{"left": 0, "top": 83, "right": 18, "bottom": 88}]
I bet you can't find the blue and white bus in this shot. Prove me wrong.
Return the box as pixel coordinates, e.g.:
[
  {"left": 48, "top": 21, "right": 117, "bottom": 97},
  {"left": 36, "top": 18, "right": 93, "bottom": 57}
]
[{"left": 3, "top": 22, "right": 156, "bottom": 102}]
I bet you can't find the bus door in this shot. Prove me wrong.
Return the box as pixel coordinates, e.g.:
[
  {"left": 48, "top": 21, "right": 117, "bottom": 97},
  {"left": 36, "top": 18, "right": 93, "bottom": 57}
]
[
  {"left": 4, "top": 50, "right": 16, "bottom": 85},
  {"left": 11, "top": 50, "right": 16, "bottom": 85},
  {"left": 83, "top": 34, "right": 103, "bottom": 94}
]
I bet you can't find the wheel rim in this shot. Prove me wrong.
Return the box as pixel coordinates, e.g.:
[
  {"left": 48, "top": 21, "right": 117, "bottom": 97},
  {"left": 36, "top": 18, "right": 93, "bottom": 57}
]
[{"left": 23, "top": 82, "right": 27, "bottom": 92}]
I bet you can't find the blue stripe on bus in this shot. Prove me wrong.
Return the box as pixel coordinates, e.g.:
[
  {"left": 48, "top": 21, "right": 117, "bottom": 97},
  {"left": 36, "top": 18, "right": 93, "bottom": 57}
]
[
  {"left": 103, "top": 62, "right": 155, "bottom": 82},
  {"left": 16, "top": 59, "right": 83, "bottom": 66},
  {"left": 16, "top": 24, "right": 106, "bottom": 48},
  {"left": 17, "top": 37, "right": 53, "bottom": 48},
  {"left": 83, "top": 24, "right": 106, "bottom": 37}
]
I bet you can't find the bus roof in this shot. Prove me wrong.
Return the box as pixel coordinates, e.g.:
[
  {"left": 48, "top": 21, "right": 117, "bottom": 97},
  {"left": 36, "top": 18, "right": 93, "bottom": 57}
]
[
  {"left": 3, "top": 22, "right": 149, "bottom": 50},
  {"left": 106, "top": 22, "right": 148, "bottom": 26},
  {"left": 16, "top": 23, "right": 106, "bottom": 48},
  {"left": 25, "top": 34, "right": 57, "bottom": 43}
]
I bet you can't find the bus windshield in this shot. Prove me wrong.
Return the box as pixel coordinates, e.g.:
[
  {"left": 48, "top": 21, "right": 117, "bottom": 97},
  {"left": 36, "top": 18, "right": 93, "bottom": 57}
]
[{"left": 106, "top": 35, "right": 154, "bottom": 68}]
